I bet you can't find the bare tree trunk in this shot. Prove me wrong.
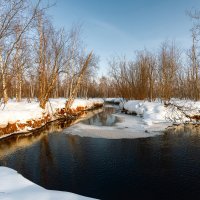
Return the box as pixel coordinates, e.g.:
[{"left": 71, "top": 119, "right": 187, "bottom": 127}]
[
  {"left": 0, "top": 52, "right": 8, "bottom": 103},
  {"left": 2, "top": 69, "right": 8, "bottom": 103},
  {"left": 18, "top": 71, "right": 22, "bottom": 101},
  {"left": 65, "top": 52, "right": 93, "bottom": 111}
]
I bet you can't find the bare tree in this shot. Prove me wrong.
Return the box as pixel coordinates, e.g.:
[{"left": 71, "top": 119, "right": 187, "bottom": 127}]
[
  {"left": 65, "top": 52, "right": 93, "bottom": 111},
  {"left": 158, "top": 41, "right": 181, "bottom": 101},
  {"left": 35, "top": 13, "right": 66, "bottom": 108},
  {"left": 0, "top": 0, "right": 41, "bottom": 103}
]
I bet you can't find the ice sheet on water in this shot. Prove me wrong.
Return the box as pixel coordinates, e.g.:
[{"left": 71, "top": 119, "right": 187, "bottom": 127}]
[{"left": 65, "top": 112, "right": 170, "bottom": 139}]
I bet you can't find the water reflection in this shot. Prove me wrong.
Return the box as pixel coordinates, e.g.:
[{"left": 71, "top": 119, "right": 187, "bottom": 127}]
[
  {"left": 0, "top": 131, "right": 47, "bottom": 159},
  {"left": 82, "top": 107, "right": 119, "bottom": 126},
  {"left": 1, "top": 127, "right": 200, "bottom": 199},
  {"left": 1, "top": 107, "right": 200, "bottom": 199},
  {"left": 0, "top": 108, "right": 101, "bottom": 159},
  {"left": 167, "top": 124, "right": 200, "bottom": 136}
]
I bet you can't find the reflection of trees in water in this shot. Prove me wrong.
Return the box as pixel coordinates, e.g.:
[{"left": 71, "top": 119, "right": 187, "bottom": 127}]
[
  {"left": 83, "top": 107, "right": 116, "bottom": 126},
  {"left": 0, "top": 132, "right": 47, "bottom": 159},
  {"left": 0, "top": 118, "right": 78, "bottom": 159},
  {"left": 0, "top": 107, "right": 104, "bottom": 159},
  {"left": 67, "top": 135, "right": 90, "bottom": 167},
  {"left": 1, "top": 121, "right": 200, "bottom": 198},
  {"left": 133, "top": 126, "right": 200, "bottom": 178},
  {"left": 39, "top": 135, "right": 55, "bottom": 186},
  {"left": 130, "top": 136, "right": 175, "bottom": 174},
  {"left": 167, "top": 125, "right": 200, "bottom": 137}
]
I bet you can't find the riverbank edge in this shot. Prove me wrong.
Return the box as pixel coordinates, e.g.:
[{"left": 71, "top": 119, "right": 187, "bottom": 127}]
[{"left": 0, "top": 103, "right": 104, "bottom": 140}]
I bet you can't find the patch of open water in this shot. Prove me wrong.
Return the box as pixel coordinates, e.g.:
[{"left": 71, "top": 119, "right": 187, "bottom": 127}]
[{"left": 0, "top": 106, "right": 200, "bottom": 199}]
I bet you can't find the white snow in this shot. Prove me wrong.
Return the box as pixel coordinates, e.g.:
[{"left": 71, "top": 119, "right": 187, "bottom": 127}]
[
  {"left": 104, "top": 98, "right": 123, "bottom": 104},
  {"left": 0, "top": 167, "right": 95, "bottom": 200},
  {"left": 65, "top": 99, "right": 200, "bottom": 139},
  {"left": 0, "top": 100, "right": 44, "bottom": 128},
  {"left": 123, "top": 99, "right": 200, "bottom": 125},
  {"left": 65, "top": 112, "right": 165, "bottom": 139},
  {"left": 70, "top": 98, "right": 104, "bottom": 111},
  {"left": 0, "top": 97, "right": 199, "bottom": 139},
  {"left": 0, "top": 98, "right": 104, "bottom": 129},
  {"left": 123, "top": 100, "right": 169, "bottom": 125}
]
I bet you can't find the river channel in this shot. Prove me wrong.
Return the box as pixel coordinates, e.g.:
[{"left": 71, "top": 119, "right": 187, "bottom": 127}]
[{"left": 0, "top": 106, "right": 200, "bottom": 199}]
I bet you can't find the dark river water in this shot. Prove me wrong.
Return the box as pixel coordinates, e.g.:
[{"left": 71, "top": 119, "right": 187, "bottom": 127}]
[{"left": 0, "top": 106, "right": 200, "bottom": 200}]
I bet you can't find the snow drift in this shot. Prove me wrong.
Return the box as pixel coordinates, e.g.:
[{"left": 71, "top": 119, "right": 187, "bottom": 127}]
[
  {"left": 0, "top": 98, "right": 104, "bottom": 138},
  {"left": 0, "top": 167, "right": 95, "bottom": 200}
]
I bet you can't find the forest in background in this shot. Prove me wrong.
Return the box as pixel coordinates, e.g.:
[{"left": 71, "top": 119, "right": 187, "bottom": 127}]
[
  {"left": 0, "top": 0, "right": 200, "bottom": 109},
  {"left": 0, "top": 0, "right": 98, "bottom": 109},
  {"left": 90, "top": 11, "right": 200, "bottom": 101}
]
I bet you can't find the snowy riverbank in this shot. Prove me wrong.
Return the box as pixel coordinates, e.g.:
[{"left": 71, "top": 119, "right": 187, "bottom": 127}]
[
  {"left": 1, "top": 99, "right": 200, "bottom": 198},
  {"left": 66, "top": 99, "right": 200, "bottom": 139},
  {"left": 0, "top": 167, "right": 95, "bottom": 200},
  {"left": 0, "top": 98, "right": 104, "bottom": 138},
  {"left": 122, "top": 99, "right": 200, "bottom": 125}
]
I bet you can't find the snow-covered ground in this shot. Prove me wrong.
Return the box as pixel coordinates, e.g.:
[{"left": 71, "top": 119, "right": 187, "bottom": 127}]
[
  {"left": 1, "top": 97, "right": 198, "bottom": 139},
  {"left": 104, "top": 98, "right": 123, "bottom": 104},
  {"left": 0, "top": 167, "right": 95, "bottom": 200},
  {"left": 122, "top": 99, "right": 200, "bottom": 125},
  {"left": 0, "top": 98, "right": 104, "bottom": 130},
  {"left": 65, "top": 99, "right": 200, "bottom": 139}
]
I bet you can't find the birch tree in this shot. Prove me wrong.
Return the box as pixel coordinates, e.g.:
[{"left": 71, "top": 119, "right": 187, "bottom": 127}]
[
  {"left": 65, "top": 52, "right": 93, "bottom": 111},
  {"left": 35, "top": 13, "right": 66, "bottom": 109},
  {"left": 0, "top": 0, "right": 41, "bottom": 103}
]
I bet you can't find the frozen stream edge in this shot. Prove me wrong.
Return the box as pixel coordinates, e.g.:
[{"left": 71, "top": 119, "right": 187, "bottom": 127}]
[{"left": 65, "top": 109, "right": 171, "bottom": 139}]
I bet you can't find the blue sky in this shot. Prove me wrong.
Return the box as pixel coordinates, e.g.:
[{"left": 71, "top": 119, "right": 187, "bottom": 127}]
[{"left": 47, "top": 0, "right": 200, "bottom": 75}]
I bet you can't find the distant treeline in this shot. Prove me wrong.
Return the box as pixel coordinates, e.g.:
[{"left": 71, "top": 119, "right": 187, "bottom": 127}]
[
  {"left": 87, "top": 11, "right": 200, "bottom": 101},
  {"left": 0, "top": 1, "right": 199, "bottom": 104}
]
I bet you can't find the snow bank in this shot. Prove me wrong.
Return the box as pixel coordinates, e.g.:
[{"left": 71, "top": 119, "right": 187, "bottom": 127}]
[
  {"left": 123, "top": 100, "right": 200, "bottom": 126},
  {"left": 0, "top": 167, "right": 95, "bottom": 200},
  {"left": 70, "top": 98, "right": 104, "bottom": 111},
  {"left": 0, "top": 100, "right": 44, "bottom": 128},
  {"left": 123, "top": 100, "right": 168, "bottom": 125},
  {"left": 0, "top": 98, "right": 104, "bottom": 132},
  {"left": 65, "top": 99, "right": 200, "bottom": 140},
  {"left": 104, "top": 98, "right": 123, "bottom": 104}
]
